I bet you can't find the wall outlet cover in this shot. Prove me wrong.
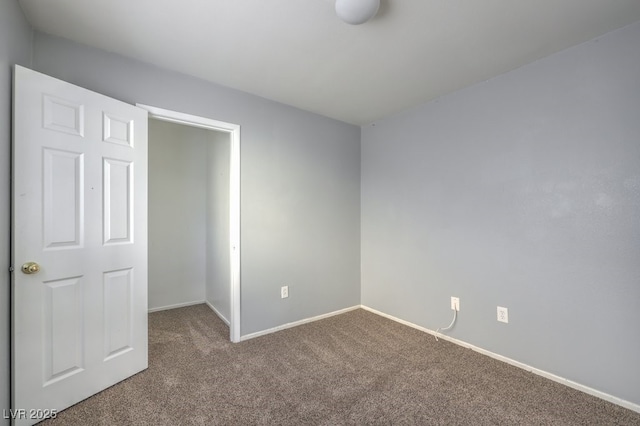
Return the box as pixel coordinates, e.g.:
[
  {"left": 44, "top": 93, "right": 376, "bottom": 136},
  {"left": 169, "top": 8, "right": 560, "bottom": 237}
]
[
  {"left": 281, "top": 286, "right": 289, "bottom": 299},
  {"left": 497, "top": 306, "right": 508, "bottom": 323},
  {"left": 451, "top": 297, "right": 460, "bottom": 311}
]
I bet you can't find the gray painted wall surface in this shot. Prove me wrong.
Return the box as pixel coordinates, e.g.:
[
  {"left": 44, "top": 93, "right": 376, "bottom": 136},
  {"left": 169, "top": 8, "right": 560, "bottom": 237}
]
[
  {"left": 0, "top": 0, "right": 32, "bottom": 420},
  {"left": 206, "top": 131, "right": 231, "bottom": 322},
  {"left": 31, "top": 32, "right": 362, "bottom": 336},
  {"left": 361, "top": 21, "right": 640, "bottom": 405},
  {"left": 148, "top": 119, "right": 209, "bottom": 310}
]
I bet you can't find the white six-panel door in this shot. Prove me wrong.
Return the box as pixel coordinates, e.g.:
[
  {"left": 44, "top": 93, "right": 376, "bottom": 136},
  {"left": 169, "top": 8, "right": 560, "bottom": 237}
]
[{"left": 12, "top": 65, "right": 148, "bottom": 425}]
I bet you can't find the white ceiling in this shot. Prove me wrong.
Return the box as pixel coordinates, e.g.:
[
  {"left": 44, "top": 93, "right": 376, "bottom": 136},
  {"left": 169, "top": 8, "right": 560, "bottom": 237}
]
[{"left": 18, "top": 0, "right": 640, "bottom": 125}]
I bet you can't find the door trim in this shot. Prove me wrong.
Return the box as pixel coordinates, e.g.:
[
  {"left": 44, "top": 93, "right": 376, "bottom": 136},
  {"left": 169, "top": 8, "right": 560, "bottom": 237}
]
[{"left": 137, "top": 104, "right": 241, "bottom": 343}]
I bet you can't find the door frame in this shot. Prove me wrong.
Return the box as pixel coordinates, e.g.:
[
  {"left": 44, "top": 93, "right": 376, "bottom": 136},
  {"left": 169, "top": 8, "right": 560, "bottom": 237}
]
[{"left": 138, "top": 104, "right": 241, "bottom": 343}]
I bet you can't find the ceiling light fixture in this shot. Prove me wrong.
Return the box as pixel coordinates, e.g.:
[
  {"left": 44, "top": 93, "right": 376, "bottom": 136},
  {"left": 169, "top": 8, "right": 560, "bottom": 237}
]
[{"left": 335, "top": 0, "right": 380, "bottom": 25}]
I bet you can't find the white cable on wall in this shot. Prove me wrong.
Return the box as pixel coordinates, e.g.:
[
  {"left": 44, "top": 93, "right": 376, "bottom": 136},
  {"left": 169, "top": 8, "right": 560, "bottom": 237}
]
[{"left": 435, "top": 309, "right": 457, "bottom": 342}]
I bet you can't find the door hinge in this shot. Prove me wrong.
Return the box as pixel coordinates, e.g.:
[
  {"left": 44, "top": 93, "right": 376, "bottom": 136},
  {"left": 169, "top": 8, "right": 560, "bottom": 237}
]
[{"left": 8, "top": 266, "right": 14, "bottom": 272}]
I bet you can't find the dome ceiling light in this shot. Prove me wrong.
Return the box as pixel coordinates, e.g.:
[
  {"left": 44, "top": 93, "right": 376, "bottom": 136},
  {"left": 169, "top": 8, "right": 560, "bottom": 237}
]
[{"left": 335, "top": 0, "right": 380, "bottom": 25}]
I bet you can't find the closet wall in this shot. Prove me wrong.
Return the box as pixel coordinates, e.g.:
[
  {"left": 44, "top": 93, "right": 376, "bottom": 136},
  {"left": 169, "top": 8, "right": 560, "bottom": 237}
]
[
  {"left": 149, "top": 119, "right": 216, "bottom": 311},
  {"left": 206, "top": 131, "right": 231, "bottom": 322}
]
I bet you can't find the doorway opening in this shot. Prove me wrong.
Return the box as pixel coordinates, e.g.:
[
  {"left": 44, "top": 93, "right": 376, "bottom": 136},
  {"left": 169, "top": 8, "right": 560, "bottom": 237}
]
[{"left": 138, "top": 104, "right": 240, "bottom": 342}]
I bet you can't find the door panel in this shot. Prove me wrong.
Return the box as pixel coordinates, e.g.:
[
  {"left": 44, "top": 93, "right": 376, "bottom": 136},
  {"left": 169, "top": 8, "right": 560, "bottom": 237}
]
[
  {"left": 43, "top": 276, "right": 84, "bottom": 386},
  {"left": 103, "top": 268, "right": 134, "bottom": 360},
  {"left": 12, "top": 65, "right": 148, "bottom": 425},
  {"left": 43, "top": 148, "right": 84, "bottom": 249},
  {"left": 103, "top": 158, "right": 133, "bottom": 244}
]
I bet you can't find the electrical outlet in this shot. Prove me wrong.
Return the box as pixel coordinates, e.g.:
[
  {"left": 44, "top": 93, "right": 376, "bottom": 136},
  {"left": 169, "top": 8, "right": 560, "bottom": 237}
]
[
  {"left": 450, "top": 297, "right": 460, "bottom": 311},
  {"left": 281, "top": 286, "right": 289, "bottom": 299},
  {"left": 497, "top": 306, "right": 508, "bottom": 323}
]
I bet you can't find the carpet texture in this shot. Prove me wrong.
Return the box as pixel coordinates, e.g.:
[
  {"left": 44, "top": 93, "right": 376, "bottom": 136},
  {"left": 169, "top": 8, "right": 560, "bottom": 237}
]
[{"left": 41, "top": 305, "right": 640, "bottom": 425}]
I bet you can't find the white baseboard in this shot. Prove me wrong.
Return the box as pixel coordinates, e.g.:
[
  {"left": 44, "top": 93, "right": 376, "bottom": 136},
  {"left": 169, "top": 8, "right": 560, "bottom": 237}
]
[
  {"left": 205, "top": 301, "right": 230, "bottom": 325},
  {"left": 148, "top": 300, "right": 205, "bottom": 313},
  {"left": 360, "top": 305, "right": 640, "bottom": 414},
  {"left": 240, "top": 305, "right": 361, "bottom": 342}
]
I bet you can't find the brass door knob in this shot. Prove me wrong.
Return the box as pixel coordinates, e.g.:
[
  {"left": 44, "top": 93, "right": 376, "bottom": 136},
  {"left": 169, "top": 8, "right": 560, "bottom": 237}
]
[{"left": 21, "top": 262, "right": 40, "bottom": 274}]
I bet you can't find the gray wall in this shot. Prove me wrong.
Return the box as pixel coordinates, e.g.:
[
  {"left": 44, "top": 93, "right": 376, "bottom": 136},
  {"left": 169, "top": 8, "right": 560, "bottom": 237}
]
[
  {"left": 206, "top": 131, "right": 231, "bottom": 322},
  {"left": 361, "top": 21, "right": 640, "bottom": 406},
  {"left": 31, "top": 31, "right": 362, "bottom": 336},
  {"left": 0, "top": 0, "right": 32, "bottom": 421},
  {"left": 148, "top": 119, "right": 209, "bottom": 310}
]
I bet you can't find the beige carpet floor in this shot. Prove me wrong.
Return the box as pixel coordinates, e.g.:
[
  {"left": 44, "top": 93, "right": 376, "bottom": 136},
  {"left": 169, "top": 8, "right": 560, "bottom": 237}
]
[{"left": 41, "top": 304, "right": 640, "bottom": 425}]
